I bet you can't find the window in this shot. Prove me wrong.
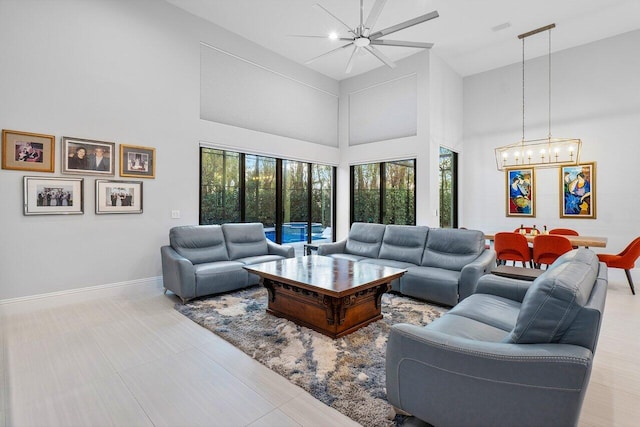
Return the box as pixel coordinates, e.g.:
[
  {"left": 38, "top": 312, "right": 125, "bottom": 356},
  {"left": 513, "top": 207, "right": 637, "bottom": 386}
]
[
  {"left": 200, "top": 148, "right": 240, "bottom": 224},
  {"left": 439, "top": 147, "right": 458, "bottom": 228},
  {"left": 200, "top": 147, "right": 335, "bottom": 251},
  {"left": 351, "top": 159, "right": 415, "bottom": 225},
  {"left": 245, "top": 154, "right": 276, "bottom": 228}
]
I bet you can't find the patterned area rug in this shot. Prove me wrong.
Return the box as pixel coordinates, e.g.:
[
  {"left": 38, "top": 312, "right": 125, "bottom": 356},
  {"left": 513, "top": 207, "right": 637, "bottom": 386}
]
[{"left": 175, "top": 285, "right": 446, "bottom": 427}]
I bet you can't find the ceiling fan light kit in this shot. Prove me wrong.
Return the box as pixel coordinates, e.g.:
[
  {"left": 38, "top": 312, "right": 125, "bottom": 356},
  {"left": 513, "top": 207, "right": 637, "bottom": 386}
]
[{"left": 299, "top": 0, "right": 439, "bottom": 73}]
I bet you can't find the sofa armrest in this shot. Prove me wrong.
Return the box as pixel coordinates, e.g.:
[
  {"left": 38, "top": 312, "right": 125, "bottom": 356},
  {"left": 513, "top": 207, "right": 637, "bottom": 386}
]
[
  {"left": 458, "top": 249, "right": 497, "bottom": 301},
  {"left": 317, "top": 239, "right": 347, "bottom": 256},
  {"left": 161, "top": 245, "right": 196, "bottom": 302},
  {"left": 267, "top": 240, "right": 295, "bottom": 258},
  {"left": 474, "top": 273, "right": 533, "bottom": 302},
  {"left": 386, "top": 323, "right": 593, "bottom": 427}
]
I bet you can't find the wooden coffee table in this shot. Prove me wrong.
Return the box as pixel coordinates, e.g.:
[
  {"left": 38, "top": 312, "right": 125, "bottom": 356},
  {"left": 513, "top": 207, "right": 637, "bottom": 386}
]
[{"left": 244, "top": 255, "right": 406, "bottom": 339}]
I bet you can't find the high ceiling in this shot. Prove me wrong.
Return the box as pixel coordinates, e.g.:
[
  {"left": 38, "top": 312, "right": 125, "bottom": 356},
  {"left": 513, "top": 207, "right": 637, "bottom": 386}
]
[{"left": 165, "top": 0, "right": 640, "bottom": 80}]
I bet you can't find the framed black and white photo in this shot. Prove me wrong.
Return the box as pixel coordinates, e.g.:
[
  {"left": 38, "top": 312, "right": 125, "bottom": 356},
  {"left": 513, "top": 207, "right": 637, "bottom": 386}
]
[
  {"left": 62, "top": 136, "right": 115, "bottom": 176},
  {"left": 23, "top": 176, "right": 84, "bottom": 215},
  {"left": 95, "top": 180, "right": 143, "bottom": 214},
  {"left": 120, "top": 144, "right": 155, "bottom": 178}
]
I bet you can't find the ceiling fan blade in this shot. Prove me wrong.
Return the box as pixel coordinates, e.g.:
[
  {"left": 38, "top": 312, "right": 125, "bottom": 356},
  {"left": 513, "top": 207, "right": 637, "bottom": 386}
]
[
  {"left": 364, "top": 0, "right": 388, "bottom": 34},
  {"left": 369, "top": 10, "right": 439, "bottom": 40},
  {"left": 288, "top": 34, "right": 353, "bottom": 41},
  {"left": 313, "top": 3, "right": 357, "bottom": 37},
  {"left": 345, "top": 47, "right": 360, "bottom": 74},
  {"left": 364, "top": 45, "right": 396, "bottom": 68},
  {"left": 304, "top": 42, "right": 354, "bottom": 65},
  {"left": 370, "top": 39, "right": 434, "bottom": 49}
]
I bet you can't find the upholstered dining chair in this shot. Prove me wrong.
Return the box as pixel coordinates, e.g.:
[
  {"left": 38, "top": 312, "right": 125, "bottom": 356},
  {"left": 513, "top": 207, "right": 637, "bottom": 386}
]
[
  {"left": 494, "top": 232, "right": 533, "bottom": 268},
  {"left": 597, "top": 236, "right": 640, "bottom": 295},
  {"left": 533, "top": 235, "right": 574, "bottom": 269},
  {"left": 549, "top": 228, "right": 580, "bottom": 236}
]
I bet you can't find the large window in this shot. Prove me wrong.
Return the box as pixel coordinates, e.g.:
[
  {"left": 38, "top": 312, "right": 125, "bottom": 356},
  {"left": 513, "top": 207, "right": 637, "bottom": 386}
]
[
  {"left": 200, "top": 149, "right": 240, "bottom": 224},
  {"left": 200, "top": 147, "right": 335, "bottom": 251},
  {"left": 439, "top": 147, "right": 458, "bottom": 228},
  {"left": 351, "top": 159, "right": 415, "bottom": 225}
]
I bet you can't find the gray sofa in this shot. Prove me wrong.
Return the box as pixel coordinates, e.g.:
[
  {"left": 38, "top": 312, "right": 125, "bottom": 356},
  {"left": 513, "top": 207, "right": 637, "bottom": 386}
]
[
  {"left": 317, "top": 223, "right": 495, "bottom": 306},
  {"left": 386, "top": 248, "right": 607, "bottom": 427},
  {"left": 161, "top": 223, "right": 294, "bottom": 303}
]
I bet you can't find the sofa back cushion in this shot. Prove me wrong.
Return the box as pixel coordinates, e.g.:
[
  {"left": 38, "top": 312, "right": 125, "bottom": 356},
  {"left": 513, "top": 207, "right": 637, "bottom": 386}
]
[
  {"left": 170, "top": 225, "right": 229, "bottom": 264},
  {"left": 345, "top": 222, "right": 386, "bottom": 258},
  {"left": 222, "top": 223, "right": 268, "bottom": 260},
  {"left": 378, "top": 225, "right": 429, "bottom": 265},
  {"left": 507, "top": 249, "right": 599, "bottom": 345},
  {"left": 421, "top": 228, "right": 484, "bottom": 270}
]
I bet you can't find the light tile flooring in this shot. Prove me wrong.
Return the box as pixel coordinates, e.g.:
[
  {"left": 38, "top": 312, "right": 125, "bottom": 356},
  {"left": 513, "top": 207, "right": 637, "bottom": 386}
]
[{"left": 0, "top": 270, "right": 638, "bottom": 426}]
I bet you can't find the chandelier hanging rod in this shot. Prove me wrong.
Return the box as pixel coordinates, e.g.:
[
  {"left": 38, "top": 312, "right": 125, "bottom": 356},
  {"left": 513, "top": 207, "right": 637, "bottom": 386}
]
[{"left": 517, "top": 23, "right": 556, "bottom": 40}]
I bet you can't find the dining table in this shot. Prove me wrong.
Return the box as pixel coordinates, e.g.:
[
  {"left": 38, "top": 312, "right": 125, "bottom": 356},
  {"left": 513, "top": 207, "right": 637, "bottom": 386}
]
[{"left": 484, "top": 233, "right": 607, "bottom": 248}]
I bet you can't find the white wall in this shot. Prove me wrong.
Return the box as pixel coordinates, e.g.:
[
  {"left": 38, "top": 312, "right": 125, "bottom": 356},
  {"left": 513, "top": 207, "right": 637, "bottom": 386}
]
[
  {"left": 0, "top": 0, "right": 340, "bottom": 300},
  {"left": 462, "top": 30, "right": 640, "bottom": 252},
  {"left": 336, "top": 51, "right": 436, "bottom": 238}
]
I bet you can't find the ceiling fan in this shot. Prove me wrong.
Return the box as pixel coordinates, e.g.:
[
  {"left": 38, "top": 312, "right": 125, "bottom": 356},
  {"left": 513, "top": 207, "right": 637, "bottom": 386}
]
[{"left": 295, "top": 0, "right": 439, "bottom": 73}]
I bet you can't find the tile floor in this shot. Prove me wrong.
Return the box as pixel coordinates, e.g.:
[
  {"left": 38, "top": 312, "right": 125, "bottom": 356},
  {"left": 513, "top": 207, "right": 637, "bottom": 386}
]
[{"left": 0, "top": 270, "right": 638, "bottom": 426}]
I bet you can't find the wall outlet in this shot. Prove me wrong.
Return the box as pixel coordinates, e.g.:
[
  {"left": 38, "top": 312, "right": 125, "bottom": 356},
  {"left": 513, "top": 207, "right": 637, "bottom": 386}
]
[{"left": 171, "top": 210, "right": 181, "bottom": 219}]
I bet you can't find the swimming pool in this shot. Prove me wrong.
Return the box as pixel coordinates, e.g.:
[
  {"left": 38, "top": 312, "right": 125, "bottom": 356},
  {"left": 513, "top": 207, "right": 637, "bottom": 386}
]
[{"left": 264, "top": 222, "right": 326, "bottom": 244}]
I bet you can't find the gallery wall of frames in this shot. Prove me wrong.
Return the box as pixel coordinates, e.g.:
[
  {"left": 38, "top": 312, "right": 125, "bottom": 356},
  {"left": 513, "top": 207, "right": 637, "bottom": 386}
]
[{"left": 2, "top": 129, "right": 155, "bottom": 215}]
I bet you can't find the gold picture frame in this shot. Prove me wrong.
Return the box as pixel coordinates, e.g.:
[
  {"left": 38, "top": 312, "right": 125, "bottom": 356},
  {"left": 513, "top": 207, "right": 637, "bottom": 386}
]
[
  {"left": 120, "top": 144, "right": 155, "bottom": 178},
  {"left": 2, "top": 129, "right": 55, "bottom": 173},
  {"left": 560, "top": 162, "right": 596, "bottom": 219},
  {"left": 505, "top": 167, "right": 535, "bottom": 217}
]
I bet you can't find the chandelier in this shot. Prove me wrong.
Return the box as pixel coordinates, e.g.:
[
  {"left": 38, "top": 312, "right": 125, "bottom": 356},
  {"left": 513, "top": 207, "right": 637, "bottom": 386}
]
[{"left": 495, "top": 24, "right": 582, "bottom": 171}]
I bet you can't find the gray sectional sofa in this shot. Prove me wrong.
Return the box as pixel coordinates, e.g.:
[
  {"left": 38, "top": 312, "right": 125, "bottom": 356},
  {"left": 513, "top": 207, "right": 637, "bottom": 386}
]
[
  {"left": 317, "top": 222, "right": 495, "bottom": 306},
  {"left": 161, "top": 223, "right": 294, "bottom": 303},
  {"left": 386, "top": 248, "right": 607, "bottom": 427}
]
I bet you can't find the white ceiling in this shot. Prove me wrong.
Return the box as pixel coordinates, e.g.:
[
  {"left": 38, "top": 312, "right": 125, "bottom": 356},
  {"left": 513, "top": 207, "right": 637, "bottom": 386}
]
[{"left": 165, "top": 0, "right": 640, "bottom": 80}]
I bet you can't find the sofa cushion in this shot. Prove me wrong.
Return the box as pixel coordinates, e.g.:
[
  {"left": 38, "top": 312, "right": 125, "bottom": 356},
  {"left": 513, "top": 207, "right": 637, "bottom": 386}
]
[
  {"left": 325, "top": 253, "right": 367, "bottom": 262},
  {"left": 194, "top": 261, "right": 248, "bottom": 296},
  {"left": 170, "top": 225, "right": 229, "bottom": 264},
  {"left": 378, "top": 225, "right": 429, "bottom": 265},
  {"left": 507, "top": 250, "right": 599, "bottom": 344},
  {"left": 359, "top": 258, "right": 417, "bottom": 270},
  {"left": 426, "top": 313, "right": 510, "bottom": 342},
  {"left": 344, "top": 222, "right": 386, "bottom": 258},
  {"left": 222, "top": 223, "right": 268, "bottom": 260},
  {"left": 401, "top": 267, "right": 461, "bottom": 306},
  {"left": 421, "top": 228, "right": 484, "bottom": 270},
  {"left": 234, "top": 254, "right": 286, "bottom": 265},
  {"left": 448, "top": 294, "right": 520, "bottom": 332}
]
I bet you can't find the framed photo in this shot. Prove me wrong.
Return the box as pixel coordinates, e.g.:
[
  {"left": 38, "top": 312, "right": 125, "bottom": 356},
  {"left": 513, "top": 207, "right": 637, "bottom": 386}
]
[
  {"left": 95, "top": 180, "right": 143, "bottom": 214},
  {"left": 560, "top": 162, "right": 596, "bottom": 219},
  {"left": 120, "top": 144, "right": 155, "bottom": 178},
  {"left": 62, "top": 136, "right": 115, "bottom": 176},
  {"left": 23, "top": 176, "right": 83, "bottom": 215},
  {"left": 2, "top": 129, "right": 55, "bottom": 172},
  {"left": 506, "top": 167, "right": 535, "bottom": 217}
]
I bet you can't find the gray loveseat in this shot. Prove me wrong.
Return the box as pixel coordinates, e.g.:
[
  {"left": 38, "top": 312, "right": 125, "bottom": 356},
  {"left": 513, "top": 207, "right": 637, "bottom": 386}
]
[
  {"left": 161, "top": 223, "right": 294, "bottom": 303},
  {"left": 386, "top": 248, "right": 607, "bottom": 427},
  {"left": 317, "top": 222, "right": 495, "bottom": 306}
]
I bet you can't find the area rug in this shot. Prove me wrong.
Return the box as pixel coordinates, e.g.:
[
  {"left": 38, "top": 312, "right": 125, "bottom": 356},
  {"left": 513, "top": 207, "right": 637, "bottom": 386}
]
[{"left": 175, "top": 286, "right": 447, "bottom": 427}]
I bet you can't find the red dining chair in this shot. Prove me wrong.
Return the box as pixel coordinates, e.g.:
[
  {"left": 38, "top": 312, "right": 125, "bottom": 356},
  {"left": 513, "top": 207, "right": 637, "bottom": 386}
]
[
  {"left": 597, "top": 236, "right": 640, "bottom": 295},
  {"left": 533, "top": 235, "right": 574, "bottom": 269},
  {"left": 549, "top": 228, "right": 579, "bottom": 236},
  {"left": 494, "top": 232, "right": 533, "bottom": 268}
]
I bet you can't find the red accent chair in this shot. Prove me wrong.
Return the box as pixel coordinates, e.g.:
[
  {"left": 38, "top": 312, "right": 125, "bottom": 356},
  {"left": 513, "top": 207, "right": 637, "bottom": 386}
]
[
  {"left": 597, "top": 236, "right": 640, "bottom": 295},
  {"left": 533, "top": 235, "right": 574, "bottom": 269},
  {"left": 549, "top": 228, "right": 579, "bottom": 236},
  {"left": 495, "top": 232, "right": 533, "bottom": 268}
]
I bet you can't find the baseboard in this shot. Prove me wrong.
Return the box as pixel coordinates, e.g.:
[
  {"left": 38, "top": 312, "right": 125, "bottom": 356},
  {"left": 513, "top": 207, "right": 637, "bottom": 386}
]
[{"left": 0, "top": 276, "right": 163, "bottom": 305}]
